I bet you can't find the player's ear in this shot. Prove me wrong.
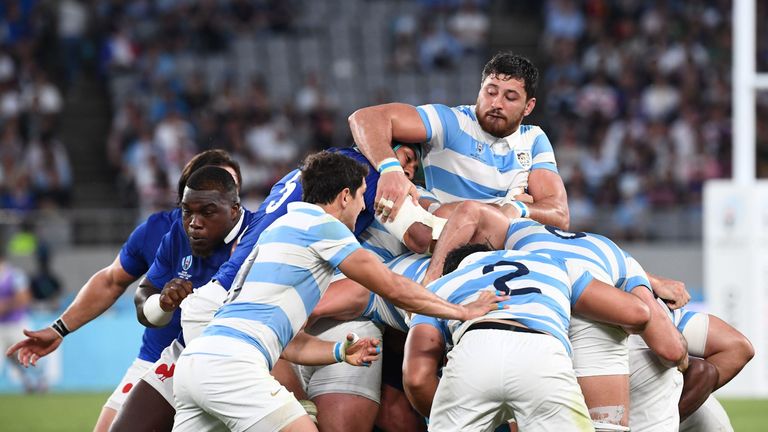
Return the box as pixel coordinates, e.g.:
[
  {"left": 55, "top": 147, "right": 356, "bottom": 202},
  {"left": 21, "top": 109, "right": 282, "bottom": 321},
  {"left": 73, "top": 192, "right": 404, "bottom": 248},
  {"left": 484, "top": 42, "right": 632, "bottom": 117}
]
[
  {"left": 340, "top": 187, "right": 351, "bottom": 208},
  {"left": 523, "top": 97, "right": 536, "bottom": 117}
]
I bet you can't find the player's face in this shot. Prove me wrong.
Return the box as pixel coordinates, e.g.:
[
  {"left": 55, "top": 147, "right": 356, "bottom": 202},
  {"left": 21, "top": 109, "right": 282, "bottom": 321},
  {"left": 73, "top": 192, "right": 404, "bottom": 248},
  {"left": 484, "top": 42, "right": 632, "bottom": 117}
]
[
  {"left": 476, "top": 74, "right": 536, "bottom": 138},
  {"left": 181, "top": 188, "right": 240, "bottom": 257},
  {"left": 340, "top": 179, "right": 367, "bottom": 231},
  {"left": 395, "top": 146, "right": 419, "bottom": 181}
]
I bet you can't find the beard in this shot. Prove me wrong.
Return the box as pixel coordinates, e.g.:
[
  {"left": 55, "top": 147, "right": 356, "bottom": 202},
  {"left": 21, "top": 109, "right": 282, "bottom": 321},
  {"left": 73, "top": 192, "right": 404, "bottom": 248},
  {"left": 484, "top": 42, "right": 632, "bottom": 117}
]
[{"left": 477, "top": 107, "right": 525, "bottom": 138}]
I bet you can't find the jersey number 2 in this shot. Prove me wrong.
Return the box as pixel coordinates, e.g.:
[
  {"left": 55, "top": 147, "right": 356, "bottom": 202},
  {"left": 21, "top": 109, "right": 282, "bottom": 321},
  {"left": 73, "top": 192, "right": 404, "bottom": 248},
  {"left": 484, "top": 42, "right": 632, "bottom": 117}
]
[{"left": 482, "top": 261, "right": 541, "bottom": 296}]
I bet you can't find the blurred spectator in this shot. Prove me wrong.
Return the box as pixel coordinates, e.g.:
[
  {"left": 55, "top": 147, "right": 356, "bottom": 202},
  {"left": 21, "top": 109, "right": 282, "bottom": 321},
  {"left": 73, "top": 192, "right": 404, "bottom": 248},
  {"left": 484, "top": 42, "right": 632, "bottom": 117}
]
[
  {"left": 57, "top": 0, "right": 89, "bottom": 86},
  {"left": 448, "top": 0, "right": 489, "bottom": 54},
  {"left": 418, "top": 20, "right": 462, "bottom": 71},
  {"left": 0, "top": 243, "right": 41, "bottom": 393},
  {"left": 26, "top": 132, "right": 72, "bottom": 207}
]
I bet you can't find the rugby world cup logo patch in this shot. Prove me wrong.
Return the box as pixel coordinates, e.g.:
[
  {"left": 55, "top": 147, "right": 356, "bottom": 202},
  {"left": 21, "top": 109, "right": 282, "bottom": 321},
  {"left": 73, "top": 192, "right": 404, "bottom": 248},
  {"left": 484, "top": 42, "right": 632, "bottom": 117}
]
[
  {"left": 515, "top": 150, "right": 532, "bottom": 169},
  {"left": 181, "top": 255, "right": 192, "bottom": 271}
]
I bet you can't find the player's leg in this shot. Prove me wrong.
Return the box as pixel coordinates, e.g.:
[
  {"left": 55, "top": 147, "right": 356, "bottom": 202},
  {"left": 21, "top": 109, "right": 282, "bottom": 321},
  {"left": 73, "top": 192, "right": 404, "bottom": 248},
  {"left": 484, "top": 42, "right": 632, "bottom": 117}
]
[
  {"left": 375, "top": 327, "right": 427, "bottom": 432},
  {"left": 299, "top": 318, "right": 382, "bottom": 432},
  {"left": 94, "top": 358, "right": 153, "bottom": 432},
  {"left": 627, "top": 335, "right": 684, "bottom": 432},
  {"left": 679, "top": 357, "right": 719, "bottom": 421},
  {"left": 679, "top": 396, "right": 734, "bottom": 432},
  {"left": 569, "top": 316, "right": 632, "bottom": 428},
  {"left": 110, "top": 340, "right": 183, "bottom": 432}
]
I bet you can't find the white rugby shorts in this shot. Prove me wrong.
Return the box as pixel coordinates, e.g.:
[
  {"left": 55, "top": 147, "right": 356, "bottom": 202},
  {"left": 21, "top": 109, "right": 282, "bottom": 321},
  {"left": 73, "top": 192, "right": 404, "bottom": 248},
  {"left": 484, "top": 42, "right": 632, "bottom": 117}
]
[{"left": 104, "top": 357, "right": 154, "bottom": 411}]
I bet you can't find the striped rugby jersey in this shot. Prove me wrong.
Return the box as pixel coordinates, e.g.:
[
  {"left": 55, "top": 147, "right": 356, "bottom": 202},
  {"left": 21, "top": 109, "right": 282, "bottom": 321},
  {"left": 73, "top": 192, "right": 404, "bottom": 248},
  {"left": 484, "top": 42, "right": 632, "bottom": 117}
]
[
  {"left": 416, "top": 104, "right": 557, "bottom": 204},
  {"left": 364, "top": 252, "right": 432, "bottom": 332},
  {"left": 504, "top": 218, "right": 650, "bottom": 292},
  {"left": 411, "top": 249, "right": 594, "bottom": 355},
  {"left": 198, "top": 202, "right": 361, "bottom": 369}
]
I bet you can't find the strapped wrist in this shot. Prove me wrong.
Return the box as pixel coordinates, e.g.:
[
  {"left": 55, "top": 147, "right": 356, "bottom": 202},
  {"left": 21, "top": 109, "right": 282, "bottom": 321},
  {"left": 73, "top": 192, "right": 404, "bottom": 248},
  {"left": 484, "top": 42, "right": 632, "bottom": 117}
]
[
  {"left": 506, "top": 200, "right": 529, "bottom": 218},
  {"left": 143, "top": 293, "right": 173, "bottom": 326},
  {"left": 50, "top": 317, "right": 71, "bottom": 338},
  {"left": 332, "top": 341, "right": 345, "bottom": 363},
  {"left": 377, "top": 157, "right": 404, "bottom": 175}
]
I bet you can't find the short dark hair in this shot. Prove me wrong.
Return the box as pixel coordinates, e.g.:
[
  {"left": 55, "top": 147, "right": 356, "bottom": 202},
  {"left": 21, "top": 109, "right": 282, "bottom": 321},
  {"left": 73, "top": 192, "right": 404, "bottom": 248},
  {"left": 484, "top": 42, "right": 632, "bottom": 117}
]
[
  {"left": 301, "top": 151, "right": 368, "bottom": 205},
  {"left": 177, "top": 150, "right": 241, "bottom": 203},
  {"left": 184, "top": 166, "right": 239, "bottom": 203},
  {"left": 481, "top": 52, "right": 539, "bottom": 99},
  {"left": 443, "top": 243, "right": 493, "bottom": 275}
]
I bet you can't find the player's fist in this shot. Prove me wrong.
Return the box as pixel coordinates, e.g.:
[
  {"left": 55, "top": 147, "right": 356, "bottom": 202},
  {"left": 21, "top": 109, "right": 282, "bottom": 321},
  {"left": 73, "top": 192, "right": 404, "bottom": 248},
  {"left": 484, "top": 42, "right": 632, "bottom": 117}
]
[{"left": 159, "top": 278, "right": 193, "bottom": 312}]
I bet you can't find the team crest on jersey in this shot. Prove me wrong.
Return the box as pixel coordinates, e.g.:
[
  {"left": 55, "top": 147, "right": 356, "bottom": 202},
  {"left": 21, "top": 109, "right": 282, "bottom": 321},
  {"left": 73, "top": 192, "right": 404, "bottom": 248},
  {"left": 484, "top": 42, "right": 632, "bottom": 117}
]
[
  {"left": 515, "top": 150, "right": 532, "bottom": 169},
  {"left": 181, "top": 255, "right": 192, "bottom": 271}
]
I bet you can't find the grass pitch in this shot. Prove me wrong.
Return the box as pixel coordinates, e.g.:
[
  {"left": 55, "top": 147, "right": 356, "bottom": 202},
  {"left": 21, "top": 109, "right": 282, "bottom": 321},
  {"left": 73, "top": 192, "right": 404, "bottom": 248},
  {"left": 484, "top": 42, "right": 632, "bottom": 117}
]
[{"left": 0, "top": 393, "right": 765, "bottom": 431}]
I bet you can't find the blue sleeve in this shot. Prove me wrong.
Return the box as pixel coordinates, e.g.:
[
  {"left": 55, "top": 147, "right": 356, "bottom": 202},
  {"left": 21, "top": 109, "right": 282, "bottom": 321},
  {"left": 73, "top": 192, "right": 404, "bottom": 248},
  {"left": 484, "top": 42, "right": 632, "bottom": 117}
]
[
  {"left": 146, "top": 231, "right": 176, "bottom": 290},
  {"left": 211, "top": 229, "right": 258, "bottom": 290},
  {"left": 119, "top": 220, "right": 152, "bottom": 278},
  {"left": 569, "top": 272, "right": 594, "bottom": 306},
  {"left": 409, "top": 317, "right": 449, "bottom": 343},
  {"left": 530, "top": 132, "right": 559, "bottom": 173}
]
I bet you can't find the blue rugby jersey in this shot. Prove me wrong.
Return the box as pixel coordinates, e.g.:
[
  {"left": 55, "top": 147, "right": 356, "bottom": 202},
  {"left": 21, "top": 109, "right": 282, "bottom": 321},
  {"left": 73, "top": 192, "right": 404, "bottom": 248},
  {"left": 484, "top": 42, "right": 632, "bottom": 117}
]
[
  {"left": 257, "top": 147, "right": 379, "bottom": 238},
  {"left": 504, "top": 218, "right": 650, "bottom": 292},
  {"left": 411, "top": 249, "right": 593, "bottom": 355},
  {"left": 416, "top": 104, "right": 557, "bottom": 204},
  {"left": 145, "top": 209, "right": 257, "bottom": 343},
  {"left": 198, "top": 202, "right": 361, "bottom": 369},
  {"left": 119, "top": 209, "right": 182, "bottom": 362}
]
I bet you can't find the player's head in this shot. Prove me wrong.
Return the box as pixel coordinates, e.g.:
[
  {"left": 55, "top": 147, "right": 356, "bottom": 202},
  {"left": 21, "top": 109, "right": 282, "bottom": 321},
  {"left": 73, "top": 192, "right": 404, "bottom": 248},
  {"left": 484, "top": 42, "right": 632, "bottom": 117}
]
[
  {"left": 392, "top": 142, "right": 421, "bottom": 180},
  {"left": 442, "top": 243, "right": 493, "bottom": 275},
  {"left": 181, "top": 166, "right": 241, "bottom": 257},
  {"left": 301, "top": 151, "right": 369, "bottom": 231},
  {"left": 177, "top": 149, "right": 242, "bottom": 204},
  {"left": 476, "top": 52, "right": 538, "bottom": 138}
]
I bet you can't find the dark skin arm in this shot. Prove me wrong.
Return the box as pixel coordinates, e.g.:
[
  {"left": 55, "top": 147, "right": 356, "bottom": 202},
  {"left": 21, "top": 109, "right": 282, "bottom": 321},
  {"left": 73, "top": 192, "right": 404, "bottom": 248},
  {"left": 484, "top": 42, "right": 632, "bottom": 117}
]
[
  {"left": 402, "top": 324, "right": 445, "bottom": 417},
  {"left": 678, "top": 357, "right": 719, "bottom": 421},
  {"left": 7, "top": 256, "right": 138, "bottom": 367},
  {"left": 134, "top": 277, "right": 192, "bottom": 328}
]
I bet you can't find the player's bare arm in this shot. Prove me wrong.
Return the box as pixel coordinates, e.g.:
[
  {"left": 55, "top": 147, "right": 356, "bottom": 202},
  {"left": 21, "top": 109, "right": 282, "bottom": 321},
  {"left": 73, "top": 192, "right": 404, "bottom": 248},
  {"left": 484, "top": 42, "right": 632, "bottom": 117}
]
[
  {"left": 572, "top": 279, "right": 650, "bottom": 334},
  {"left": 679, "top": 358, "right": 720, "bottom": 421},
  {"left": 402, "top": 323, "right": 445, "bottom": 417},
  {"left": 701, "top": 314, "right": 754, "bottom": 389},
  {"left": 349, "top": 103, "right": 426, "bottom": 222},
  {"left": 647, "top": 272, "right": 690, "bottom": 309},
  {"left": 631, "top": 286, "right": 689, "bottom": 370},
  {"left": 502, "top": 168, "right": 569, "bottom": 230},
  {"left": 281, "top": 332, "right": 381, "bottom": 367},
  {"left": 134, "top": 277, "right": 192, "bottom": 328},
  {"left": 6, "top": 256, "right": 137, "bottom": 366},
  {"left": 338, "top": 249, "right": 507, "bottom": 321}
]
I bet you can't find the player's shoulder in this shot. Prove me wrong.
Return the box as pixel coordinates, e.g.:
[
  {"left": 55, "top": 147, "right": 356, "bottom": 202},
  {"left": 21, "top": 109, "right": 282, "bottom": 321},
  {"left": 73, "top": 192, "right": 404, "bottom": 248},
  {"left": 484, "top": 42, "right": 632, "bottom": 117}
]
[{"left": 144, "top": 208, "right": 181, "bottom": 233}]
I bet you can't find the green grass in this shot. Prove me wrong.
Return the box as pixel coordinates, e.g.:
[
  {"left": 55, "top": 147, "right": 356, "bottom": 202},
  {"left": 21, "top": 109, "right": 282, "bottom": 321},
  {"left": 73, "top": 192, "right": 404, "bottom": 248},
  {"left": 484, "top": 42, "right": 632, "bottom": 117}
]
[{"left": 0, "top": 393, "right": 765, "bottom": 431}]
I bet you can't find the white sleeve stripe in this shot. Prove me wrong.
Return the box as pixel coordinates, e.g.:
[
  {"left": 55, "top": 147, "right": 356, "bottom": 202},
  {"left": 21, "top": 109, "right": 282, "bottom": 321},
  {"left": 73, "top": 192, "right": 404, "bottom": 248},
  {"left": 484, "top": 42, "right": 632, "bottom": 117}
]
[
  {"left": 532, "top": 152, "right": 556, "bottom": 165},
  {"left": 421, "top": 105, "right": 444, "bottom": 151}
]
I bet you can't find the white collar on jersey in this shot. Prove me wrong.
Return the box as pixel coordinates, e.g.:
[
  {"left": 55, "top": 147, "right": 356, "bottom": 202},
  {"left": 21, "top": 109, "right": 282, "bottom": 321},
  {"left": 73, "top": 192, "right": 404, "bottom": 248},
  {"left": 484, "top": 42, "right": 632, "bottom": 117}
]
[{"left": 223, "top": 209, "right": 245, "bottom": 244}]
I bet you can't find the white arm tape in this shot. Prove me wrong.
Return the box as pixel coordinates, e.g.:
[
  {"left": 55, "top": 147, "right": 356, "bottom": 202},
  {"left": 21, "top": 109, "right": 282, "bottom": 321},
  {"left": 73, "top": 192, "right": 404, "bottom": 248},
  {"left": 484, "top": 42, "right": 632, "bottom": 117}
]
[
  {"left": 181, "top": 280, "right": 227, "bottom": 342},
  {"left": 143, "top": 293, "right": 173, "bottom": 326},
  {"left": 378, "top": 198, "right": 448, "bottom": 242}
]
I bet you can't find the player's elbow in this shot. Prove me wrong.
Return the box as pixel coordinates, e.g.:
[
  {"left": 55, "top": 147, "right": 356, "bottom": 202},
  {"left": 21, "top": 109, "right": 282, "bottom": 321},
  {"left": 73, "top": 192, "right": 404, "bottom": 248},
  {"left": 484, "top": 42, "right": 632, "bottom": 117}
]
[
  {"left": 556, "top": 206, "right": 570, "bottom": 231},
  {"left": 655, "top": 334, "right": 688, "bottom": 364},
  {"left": 731, "top": 334, "right": 755, "bottom": 367},
  {"left": 623, "top": 300, "right": 651, "bottom": 334}
]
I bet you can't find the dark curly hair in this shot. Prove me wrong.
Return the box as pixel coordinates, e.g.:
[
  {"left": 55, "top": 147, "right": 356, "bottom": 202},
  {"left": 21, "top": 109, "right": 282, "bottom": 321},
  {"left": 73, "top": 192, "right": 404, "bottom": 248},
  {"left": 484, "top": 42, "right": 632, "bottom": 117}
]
[
  {"left": 481, "top": 52, "right": 539, "bottom": 99},
  {"left": 301, "top": 151, "right": 369, "bottom": 205}
]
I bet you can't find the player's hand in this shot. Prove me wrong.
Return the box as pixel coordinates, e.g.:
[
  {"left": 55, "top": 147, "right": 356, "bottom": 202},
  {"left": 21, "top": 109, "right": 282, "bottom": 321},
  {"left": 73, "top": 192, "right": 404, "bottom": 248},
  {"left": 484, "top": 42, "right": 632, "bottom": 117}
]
[
  {"left": 375, "top": 171, "right": 419, "bottom": 223},
  {"left": 6, "top": 327, "right": 63, "bottom": 367},
  {"left": 160, "top": 278, "right": 193, "bottom": 312},
  {"left": 461, "top": 290, "right": 510, "bottom": 321},
  {"left": 343, "top": 333, "right": 382, "bottom": 367},
  {"left": 513, "top": 193, "right": 534, "bottom": 204},
  {"left": 653, "top": 277, "right": 690, "bottom": 310},
  {"left": 677, "top": 354, "right": 690, "bottom": 373}
]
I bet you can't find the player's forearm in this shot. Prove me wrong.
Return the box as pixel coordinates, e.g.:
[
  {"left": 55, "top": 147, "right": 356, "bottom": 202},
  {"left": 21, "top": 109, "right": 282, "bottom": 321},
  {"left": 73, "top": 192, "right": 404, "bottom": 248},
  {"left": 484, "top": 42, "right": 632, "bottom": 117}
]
[
  {"left": 678, "top": 357, "right": 718, "bottom": 421},
  {"left": 349, "top": 106, "right": 398, "bottom": 165},
  {"left": 379, "top": 275, "right": 467, "bottom": 321},
  {"left": 633, "top": 287, "right": 688, "bottom": 364},
  {"left": 524, "top": 197, "right": 569, "bottom": 230},
  {"left": 281, "top": 332, "right": 339, "bottom": 366},
  {"left": 61, "top": 268, "right": 131, "bottom": 331}
]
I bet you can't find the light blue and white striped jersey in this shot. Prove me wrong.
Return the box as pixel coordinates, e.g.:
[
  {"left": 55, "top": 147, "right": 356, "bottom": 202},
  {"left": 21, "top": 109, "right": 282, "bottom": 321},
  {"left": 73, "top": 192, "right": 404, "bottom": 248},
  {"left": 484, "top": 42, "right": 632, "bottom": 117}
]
[
  {"left": 504, "top": 218, "right": 650, "bottom": 292},
  {"left": 416, "top": 104, "right": 558, "bottom": 204},
  {"left": 365, "top": 252, "right": 432, "bottom": 332},
  {"left": 411, "top": 250, "right": 594, "bottom": 355},
  {"left": 197, "top": 202, "right": 361, "bottom": 369}
]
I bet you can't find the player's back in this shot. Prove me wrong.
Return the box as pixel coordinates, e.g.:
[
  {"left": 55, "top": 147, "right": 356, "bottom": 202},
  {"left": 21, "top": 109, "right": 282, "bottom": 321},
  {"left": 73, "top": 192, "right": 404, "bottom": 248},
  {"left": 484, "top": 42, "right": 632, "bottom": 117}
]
[
  {"left": 504, "top": 218, "right": 633, "bottom": 288},
  {"left": 414, "top": 249, "right": 593, "bottom": 354}
]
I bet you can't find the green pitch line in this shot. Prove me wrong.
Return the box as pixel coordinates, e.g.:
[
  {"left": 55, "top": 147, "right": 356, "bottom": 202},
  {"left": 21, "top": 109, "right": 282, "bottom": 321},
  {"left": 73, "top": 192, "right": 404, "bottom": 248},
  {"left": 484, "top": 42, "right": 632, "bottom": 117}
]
[{"left": 0, "top": 393, "right": 766, "bottom": 431}]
